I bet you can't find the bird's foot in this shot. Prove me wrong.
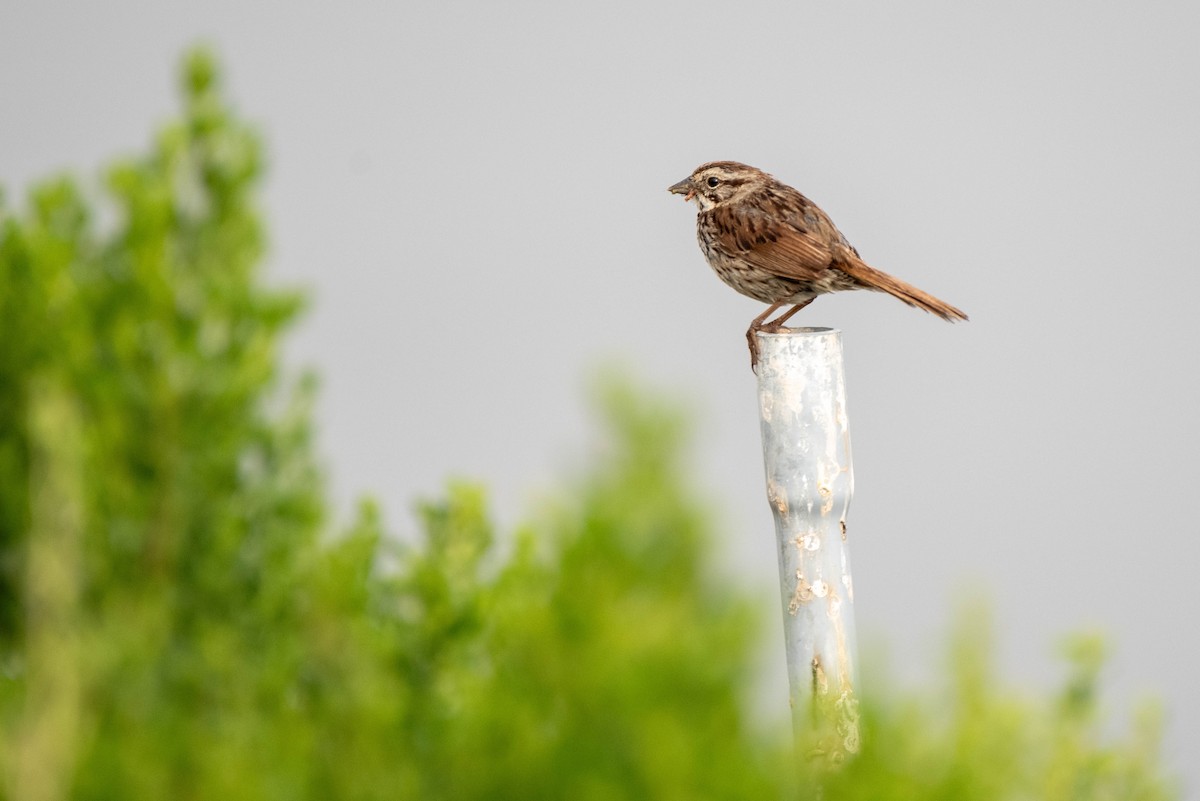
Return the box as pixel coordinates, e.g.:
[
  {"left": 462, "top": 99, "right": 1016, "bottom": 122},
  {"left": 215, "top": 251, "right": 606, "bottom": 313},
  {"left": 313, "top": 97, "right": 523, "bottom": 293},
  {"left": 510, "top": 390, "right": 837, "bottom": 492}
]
[
  {"left": 746, "top": 299, "right": 816, "bottom": 371},
  {"left": 746, "top": 324, "right": 762, "bottom": 371}
]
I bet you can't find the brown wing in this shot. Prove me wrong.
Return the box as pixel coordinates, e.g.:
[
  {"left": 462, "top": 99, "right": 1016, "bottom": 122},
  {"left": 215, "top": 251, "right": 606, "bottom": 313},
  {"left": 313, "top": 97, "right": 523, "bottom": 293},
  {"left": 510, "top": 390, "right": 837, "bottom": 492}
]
[{"left": 702, "top": 189, "right": 847, "bottom": 281}]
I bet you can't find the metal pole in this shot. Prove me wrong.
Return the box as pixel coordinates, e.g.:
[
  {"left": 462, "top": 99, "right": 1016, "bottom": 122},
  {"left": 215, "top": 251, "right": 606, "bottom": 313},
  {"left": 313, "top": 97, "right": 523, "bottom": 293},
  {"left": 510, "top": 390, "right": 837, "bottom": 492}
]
[{"left": 755, "top": 326, "right": 860, "bottom": 766}]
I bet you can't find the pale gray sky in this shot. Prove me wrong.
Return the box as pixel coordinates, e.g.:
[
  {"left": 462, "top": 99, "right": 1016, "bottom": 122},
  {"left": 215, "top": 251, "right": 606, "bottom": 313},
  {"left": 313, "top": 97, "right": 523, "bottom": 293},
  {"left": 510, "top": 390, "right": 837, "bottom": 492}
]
[{"left": 3, "top": 1, "right": 1198, "bottom": 794}]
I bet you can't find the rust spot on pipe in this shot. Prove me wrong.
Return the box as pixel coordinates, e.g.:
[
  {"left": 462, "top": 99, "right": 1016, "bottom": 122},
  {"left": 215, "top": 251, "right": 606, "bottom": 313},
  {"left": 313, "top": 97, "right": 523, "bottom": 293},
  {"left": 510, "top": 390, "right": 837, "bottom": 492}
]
[
  {"left": 767, "top": 480, "right": 789, "bottom": 516},
  {"left": 796, "top": 531, "right": 820, "bottom": 552},
  {"left": 788, "top": 573, "right": 813, "bottom": 614},
  {"left": 812, "top": 655, "right": 828, "bottom": 696},
  {"left": 838, "top": 691, "right": 862, "bottom": 754}
]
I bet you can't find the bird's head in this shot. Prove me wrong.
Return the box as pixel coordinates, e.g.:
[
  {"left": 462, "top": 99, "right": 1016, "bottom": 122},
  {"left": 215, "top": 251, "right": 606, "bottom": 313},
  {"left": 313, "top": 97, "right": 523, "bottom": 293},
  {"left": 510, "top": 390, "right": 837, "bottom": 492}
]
[{"left": 668, "top": 161, "right": 771, "bottom": 211}]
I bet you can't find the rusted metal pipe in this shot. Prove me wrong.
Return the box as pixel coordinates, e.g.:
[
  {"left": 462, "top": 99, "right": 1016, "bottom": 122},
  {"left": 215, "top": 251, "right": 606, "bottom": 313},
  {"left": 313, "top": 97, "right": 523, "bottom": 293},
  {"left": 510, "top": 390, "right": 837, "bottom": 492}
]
[{"left": 755, "top": 326, "right": 860, "bottom": 765}]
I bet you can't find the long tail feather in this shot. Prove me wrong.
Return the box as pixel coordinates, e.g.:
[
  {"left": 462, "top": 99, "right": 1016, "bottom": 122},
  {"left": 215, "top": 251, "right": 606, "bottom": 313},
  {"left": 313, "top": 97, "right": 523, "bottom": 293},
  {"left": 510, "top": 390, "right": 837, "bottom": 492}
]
[{"left": 839, "top": 258, "right": 968, "bottom": 322}]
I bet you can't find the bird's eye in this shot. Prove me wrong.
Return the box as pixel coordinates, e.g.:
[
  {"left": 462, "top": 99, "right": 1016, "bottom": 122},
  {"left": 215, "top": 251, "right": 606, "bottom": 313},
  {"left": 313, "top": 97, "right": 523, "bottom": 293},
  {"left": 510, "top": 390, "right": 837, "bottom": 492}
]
[{"left": 706, "top": 176, "right": 721, "bottom": 188}]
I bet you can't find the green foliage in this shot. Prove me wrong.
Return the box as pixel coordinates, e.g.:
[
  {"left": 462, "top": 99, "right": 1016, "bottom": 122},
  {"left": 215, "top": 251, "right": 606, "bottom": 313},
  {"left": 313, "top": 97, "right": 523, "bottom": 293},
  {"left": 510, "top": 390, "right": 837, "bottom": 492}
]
[
  {"left": 390, "top": 392, "right": 778, "bottom": 801},
  {"left": 0, "top": 50, "right": 1179, "bottom": 800},
  {"left": 810, "top": 609, "right": 1174, "bottom": 800}
]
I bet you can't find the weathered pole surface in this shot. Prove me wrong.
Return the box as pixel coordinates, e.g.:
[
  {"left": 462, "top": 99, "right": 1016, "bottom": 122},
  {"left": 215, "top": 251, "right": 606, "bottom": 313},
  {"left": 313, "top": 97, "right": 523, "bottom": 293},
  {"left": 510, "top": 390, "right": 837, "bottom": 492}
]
[{"left": 755, "top": 326, "right": 860, "bottom": 766}]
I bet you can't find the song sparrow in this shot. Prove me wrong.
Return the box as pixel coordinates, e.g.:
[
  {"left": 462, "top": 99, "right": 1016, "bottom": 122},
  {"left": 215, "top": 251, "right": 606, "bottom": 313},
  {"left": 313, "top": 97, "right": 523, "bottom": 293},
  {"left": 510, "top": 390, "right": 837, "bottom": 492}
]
[{"left": 669, "top": 161, "right": 967, "bottom": 368}]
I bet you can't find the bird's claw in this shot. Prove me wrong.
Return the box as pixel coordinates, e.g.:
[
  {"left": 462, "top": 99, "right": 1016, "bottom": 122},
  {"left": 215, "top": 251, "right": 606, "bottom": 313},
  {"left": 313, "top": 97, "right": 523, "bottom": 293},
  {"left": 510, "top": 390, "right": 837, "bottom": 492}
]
[{"left": 746, "top": 325, "right": 762, "bottom": 372}]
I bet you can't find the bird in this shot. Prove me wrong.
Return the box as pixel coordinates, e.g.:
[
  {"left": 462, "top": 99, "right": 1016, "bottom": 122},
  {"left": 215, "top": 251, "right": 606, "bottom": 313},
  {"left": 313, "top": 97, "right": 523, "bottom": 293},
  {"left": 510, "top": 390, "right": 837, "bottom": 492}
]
[{"left": 668, "top": 161, "right": 967, "bottom": 368}]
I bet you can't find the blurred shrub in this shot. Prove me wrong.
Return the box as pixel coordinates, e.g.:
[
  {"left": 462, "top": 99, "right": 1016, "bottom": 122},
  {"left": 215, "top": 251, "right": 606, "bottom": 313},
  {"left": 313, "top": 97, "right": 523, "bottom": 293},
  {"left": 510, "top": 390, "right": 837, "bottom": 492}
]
[{"left": 0, "top": 50, "right": 1178, "bottom": 800}]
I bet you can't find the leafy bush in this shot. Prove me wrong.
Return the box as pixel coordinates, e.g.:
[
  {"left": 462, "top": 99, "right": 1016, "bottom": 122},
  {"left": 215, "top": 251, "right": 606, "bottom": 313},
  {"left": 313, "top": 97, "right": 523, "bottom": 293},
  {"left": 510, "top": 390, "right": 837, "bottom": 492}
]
[{"left": 0, "top": 50, "right": 1177, "bottom": 800}]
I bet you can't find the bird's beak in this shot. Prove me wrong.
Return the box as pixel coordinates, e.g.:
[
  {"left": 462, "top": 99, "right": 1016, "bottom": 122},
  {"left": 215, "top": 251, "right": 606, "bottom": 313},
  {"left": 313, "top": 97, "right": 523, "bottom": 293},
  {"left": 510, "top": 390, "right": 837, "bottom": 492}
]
[{"left": 668, "top": 178, "right": 695, "bottom": 202}]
